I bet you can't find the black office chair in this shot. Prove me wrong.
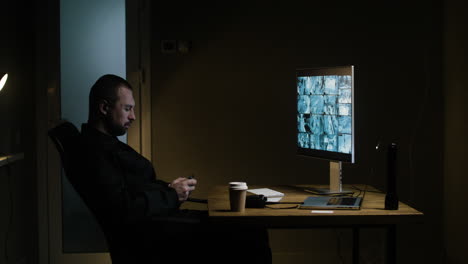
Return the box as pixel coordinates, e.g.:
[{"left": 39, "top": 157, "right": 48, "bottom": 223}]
[
  {"left": 48, "top": 122, "right": 130, "bottom": 262},
  {"left": 48, "top": 121, "right": 207, "bottom": 263}
]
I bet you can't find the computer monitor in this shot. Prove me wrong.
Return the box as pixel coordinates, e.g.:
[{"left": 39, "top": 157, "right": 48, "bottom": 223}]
[{"left": 297, "top": 65, "right": 354, "bottom": 194}]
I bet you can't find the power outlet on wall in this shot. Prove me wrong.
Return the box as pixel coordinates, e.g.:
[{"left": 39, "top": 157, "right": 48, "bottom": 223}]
[
  {"left": 161, "top": 40, "right": 177, "bottom": 54},
  {"left": 161, "top": 40, "right": 192, "bottom": 54}
]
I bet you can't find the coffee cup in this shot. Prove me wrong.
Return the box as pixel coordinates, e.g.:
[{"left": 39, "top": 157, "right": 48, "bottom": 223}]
[{"left": 229, "top": 182, "right": 248, "bottom": 212}]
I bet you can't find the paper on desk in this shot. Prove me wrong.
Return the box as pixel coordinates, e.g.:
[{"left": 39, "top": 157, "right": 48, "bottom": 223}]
[{"left": 248, "top": 188, "right": 284, "bottom": 202}]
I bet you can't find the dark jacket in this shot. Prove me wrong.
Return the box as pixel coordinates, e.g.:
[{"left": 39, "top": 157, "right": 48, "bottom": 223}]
[{"left": 72, "top": 124, "right": 180, "bottom": 237}]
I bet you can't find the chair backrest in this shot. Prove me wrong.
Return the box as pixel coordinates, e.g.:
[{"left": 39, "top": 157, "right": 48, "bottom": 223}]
[
  {"left": 48, "top": 121, "right": 202, "bottom": 263},
  {"left": 48, "top": 122, "right": 137, "bottom": 263},
  {"left": 48, "top": 121, "right": 81, "bottom": 181},
  {"left": 48, "top": 122, "right": 114, "bottom": 253}
]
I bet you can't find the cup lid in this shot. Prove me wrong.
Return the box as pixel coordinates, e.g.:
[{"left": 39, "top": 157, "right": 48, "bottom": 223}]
[
  {"left": 229, "top": 181, "right": 247, "bottom": 187},
  {"left": 230, "top": 186, "right": 248, "bottom": 190}
]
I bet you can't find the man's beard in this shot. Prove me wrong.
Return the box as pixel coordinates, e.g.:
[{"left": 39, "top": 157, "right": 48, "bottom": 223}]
[{"left": 104, "top": 116, "right": 128, "bottom": 136}]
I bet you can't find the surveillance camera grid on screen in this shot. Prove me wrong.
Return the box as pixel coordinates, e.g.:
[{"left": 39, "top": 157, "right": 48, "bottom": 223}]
[{"left": 297, "top": 75, "right": 352, "bottom": 154}]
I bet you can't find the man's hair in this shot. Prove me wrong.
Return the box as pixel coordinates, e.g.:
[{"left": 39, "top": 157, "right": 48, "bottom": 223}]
[{"left": 88, "top": 74, "right": 132, "bottom": 122}]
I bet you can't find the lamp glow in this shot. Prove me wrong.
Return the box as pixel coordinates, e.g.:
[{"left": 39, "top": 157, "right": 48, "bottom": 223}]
[{"left": 0, "top": 73, "right": 8, "bottom": 91}]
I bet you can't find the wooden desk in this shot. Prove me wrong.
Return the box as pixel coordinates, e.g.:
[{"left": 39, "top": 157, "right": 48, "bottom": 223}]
[{"left": 207, "top": 184, "right": 423, "bottom": 264}]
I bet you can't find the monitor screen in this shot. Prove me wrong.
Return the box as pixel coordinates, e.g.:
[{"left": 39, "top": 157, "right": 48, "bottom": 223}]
[{"left": 297, "top": 66, "right": 354, "bottom": 163}]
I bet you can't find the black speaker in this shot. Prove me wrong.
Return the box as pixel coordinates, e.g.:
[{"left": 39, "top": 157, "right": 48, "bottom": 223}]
[
  {"left": 385, "top": 142, "right": 399, "bottom": 210},
  {"left": 246, "top": 195, "right": 267, "bottom": 208}
]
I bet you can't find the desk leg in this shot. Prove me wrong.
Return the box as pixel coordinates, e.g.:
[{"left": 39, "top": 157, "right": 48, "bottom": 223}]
[
  {"left": 386, "top": 225, "right": 396, "bottom": 264},
  {"left": 352, "top": 227, "right": 360, "bottom": 264}
]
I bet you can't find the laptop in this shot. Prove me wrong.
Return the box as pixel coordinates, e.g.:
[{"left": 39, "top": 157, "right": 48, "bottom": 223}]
[{"left": 298, "top": 196, "right": 362, "bottom": 210}]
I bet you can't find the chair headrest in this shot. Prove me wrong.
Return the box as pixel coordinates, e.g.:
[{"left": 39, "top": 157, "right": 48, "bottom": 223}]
[
  {"left": 48, "top": 121, "right": 81, "bottom": 170},
  {"left": 49, "top": 121, "right": 80, "bottom": 140}
]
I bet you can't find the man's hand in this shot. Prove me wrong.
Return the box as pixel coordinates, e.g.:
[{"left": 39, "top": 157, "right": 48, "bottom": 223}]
[{"left": 169, "top": 177, "right": 197, "bottom": 202}]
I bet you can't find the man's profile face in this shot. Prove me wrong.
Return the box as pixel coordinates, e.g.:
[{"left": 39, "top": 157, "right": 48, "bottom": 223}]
[{"left": 104, "top": 86, "right": 136, "bottom": 136}]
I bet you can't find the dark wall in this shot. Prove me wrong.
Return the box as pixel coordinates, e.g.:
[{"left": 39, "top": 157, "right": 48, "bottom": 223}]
[
  {"left": 150, "top": 0, "right": 444, "bottom": 263},
  {"left": 444, "top": 0, "right": 468, "bottom": 263},
  {"left": 0, "top": 1, "right": 37, "bottom": 264}
]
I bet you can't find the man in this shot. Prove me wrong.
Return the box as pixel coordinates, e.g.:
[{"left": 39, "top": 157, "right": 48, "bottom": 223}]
[{"left": 73, "top": 74, "right": 271, "bottom": 264}]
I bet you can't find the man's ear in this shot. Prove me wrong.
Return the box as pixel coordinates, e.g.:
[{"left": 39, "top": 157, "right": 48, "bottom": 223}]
[{"left": 98, "top": 100, "right": 110, "bottom": 116}]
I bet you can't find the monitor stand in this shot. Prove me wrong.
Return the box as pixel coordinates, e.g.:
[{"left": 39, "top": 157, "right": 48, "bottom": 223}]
[{"left": 305, "top": 161, "right": 354, "bottom": 195}]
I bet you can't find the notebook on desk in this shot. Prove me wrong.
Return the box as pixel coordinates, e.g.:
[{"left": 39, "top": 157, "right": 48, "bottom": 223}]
[
  {"left": 298, "top": 196, "right": 362, "bottom": 210},
  {"left": 248, "top": 188, "right": 284, "bottom": 202}
]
